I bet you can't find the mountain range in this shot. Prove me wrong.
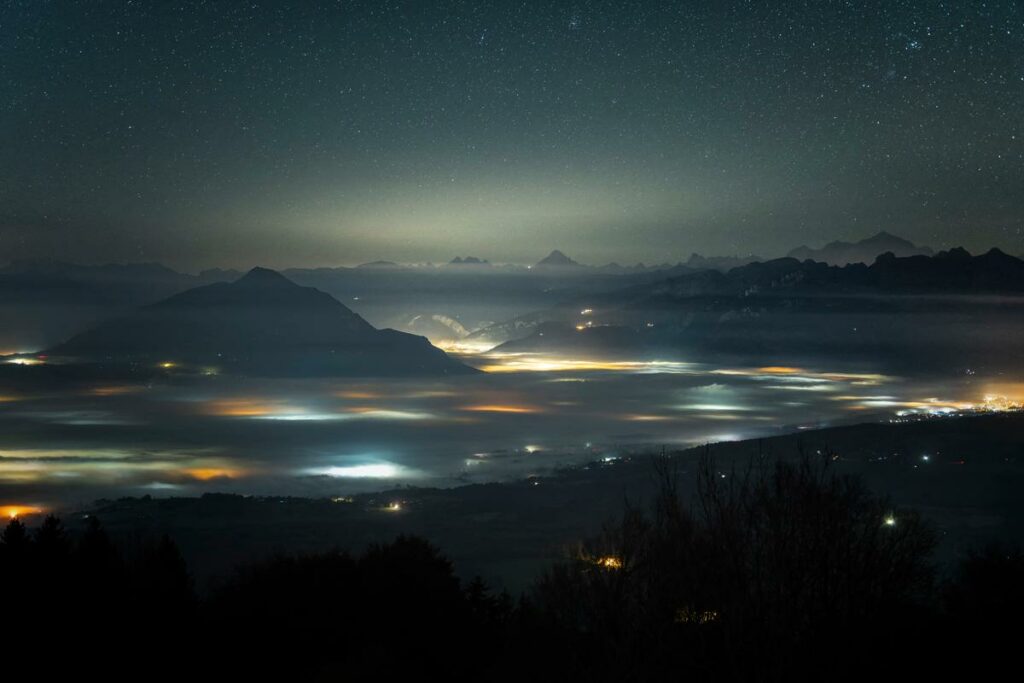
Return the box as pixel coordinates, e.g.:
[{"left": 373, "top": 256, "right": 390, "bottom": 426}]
[
  {"left": 474, "top": 248, "right": 1024, "bottom": 373},
  {"left": 787, "top": 231, "right": 933, "bottom": 265},
  {"left": 2, "top": 233, "right": 1018, "bottom": 357}
]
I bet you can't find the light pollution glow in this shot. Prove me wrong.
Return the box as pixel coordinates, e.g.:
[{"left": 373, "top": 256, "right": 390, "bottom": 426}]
[{"left": 2, "top": 355, "right": 1022, "bottom": 500}]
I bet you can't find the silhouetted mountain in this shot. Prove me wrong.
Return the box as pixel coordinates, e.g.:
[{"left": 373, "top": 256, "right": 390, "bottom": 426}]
[
  {"left": 197, "top": 267, "right": 243, "bottom": 282},
  {"left": 787, "top": 231, "right": 933, "bottom": 265},
  {"left": 685, "top": 253, "right": 763, "bottom": 272},
  {"left": 47, "top": 268, "right": 475, "bottom": 376},
  {"left": 535, "top": 250, "right": 579, "bottom": 267}
]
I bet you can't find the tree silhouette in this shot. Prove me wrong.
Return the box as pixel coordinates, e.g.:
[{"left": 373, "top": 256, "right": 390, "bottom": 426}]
[
  {"left": 34, "top": 515, "right": 70, "bottom": 559},
  {"left": 1, "top": 516, "right": 31, "bottom": 551},
  {"left": 527, "top": 450, "right": 937, "bottom": 682}
]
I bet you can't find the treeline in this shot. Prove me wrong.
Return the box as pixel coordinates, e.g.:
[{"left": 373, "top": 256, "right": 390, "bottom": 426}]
[{"left": 2, "top": 454, "right": 1021, "bottom": 681}]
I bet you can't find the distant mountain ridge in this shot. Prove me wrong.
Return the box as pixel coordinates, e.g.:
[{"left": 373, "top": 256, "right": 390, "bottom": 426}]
[
  {"left": 47, "top": 268, "right": 475, "bottom": 377},
  {"left": 449, "top": 256, "right": 490, "bottom": 266},
  {"left": 685, "top": 253, "right": 763, "bottom": 272},
  {"left": 787, "top": 231, "right": 933, "bottom": 265},
  {"left": 472, "top": 247, "right": 1024, "bottom": 372}
]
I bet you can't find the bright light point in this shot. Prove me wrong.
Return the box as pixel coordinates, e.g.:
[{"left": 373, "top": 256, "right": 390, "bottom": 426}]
[
  {"left": 158, "top": 361, "right": 176, "bottom": 369},
  {"left": 315, "top": 463, "right": 401, "bottom": 478},
  {"left": 523, "top": 445, "right": 541, "bottom": 453},
  {"left": 884, "top": 516, "right": 896, "bottom": 527},
  {"left": 596, "top": 556, "right": 623, "bottom": 569},
  {"left": 384, "top": 501, "right": 403, "bottom": 512}
]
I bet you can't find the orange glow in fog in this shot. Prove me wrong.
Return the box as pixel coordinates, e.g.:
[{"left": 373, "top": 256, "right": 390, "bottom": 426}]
[
  {"left": 203, "top": 399, "right": 286, "bottom": 417},
  {"left": 461, "top": 404, "right": 541, "bottom": 414},
  {"left": 1, "top": 505, "right": 44, "bottom": 519},
  {"left": 184, "top": 468, "right": 243, "bottom": 481}
]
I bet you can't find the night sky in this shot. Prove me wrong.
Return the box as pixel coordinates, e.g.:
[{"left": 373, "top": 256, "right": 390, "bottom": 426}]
[{"left": 1, "top": 1, "right": 1022, "bottom": 269}]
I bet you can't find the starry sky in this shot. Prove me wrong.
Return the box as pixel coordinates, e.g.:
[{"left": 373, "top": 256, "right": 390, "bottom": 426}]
[{"left": 1, "top": 0, "right": 1022, "bottom": 269}]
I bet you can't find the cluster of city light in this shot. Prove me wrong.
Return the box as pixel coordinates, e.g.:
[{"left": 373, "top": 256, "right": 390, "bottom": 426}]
[
  {"left": 478, "top": 353, "right": 694, "bottom": 374},
  {"left": 892, "top": 395, "right": 1023, "bottom": 418},
  {"left": 596, "top": 555, "right": 623, "bottom": 570},
  {"left": 674, "top": 607, "right": 720, "bottom": 624}
]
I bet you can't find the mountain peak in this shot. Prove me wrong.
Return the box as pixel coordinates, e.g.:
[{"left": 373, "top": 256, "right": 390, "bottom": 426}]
[
  {"left": 236, "top": 267, "right": 294, "bottom": 287},
  {"left": 536, "top": 250, "right": 579, "bottom": 267},
  {"left": 864, "top": 231, "right": 914, "bottom": 246},
  {"left": 48, "top": 267, "right": 474, "bottom": 377}
]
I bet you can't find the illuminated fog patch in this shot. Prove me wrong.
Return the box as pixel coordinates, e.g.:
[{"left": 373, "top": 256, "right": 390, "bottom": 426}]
[
  {"left": 0, "top": 505, "right": 44, "bottom": 519},
  {"left": 310, "top": 463, "right": 404, "bottom": 478},
  {"left": 461, "top": 404, "right": 541, "bottom": 414},
  {"left": 478, "top": 354, "right": 694, "bottom": 374},
  {"left": 679, "top": 403, "right": 752, "bottom": 412},
  {"left": 184, "top": 467, "right": 243, "bottom": 481},
  {"left": 341, "top": 407, "right": 435, "bottom": 420}
]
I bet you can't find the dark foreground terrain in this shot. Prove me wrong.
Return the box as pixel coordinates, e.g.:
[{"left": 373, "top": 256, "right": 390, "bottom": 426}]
[
  {"left": 3, "top": 422, "right": 1022, "bottom": 680},
  {"left": 46, "top": 410, "right": 1024, "bottom": 592}
]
